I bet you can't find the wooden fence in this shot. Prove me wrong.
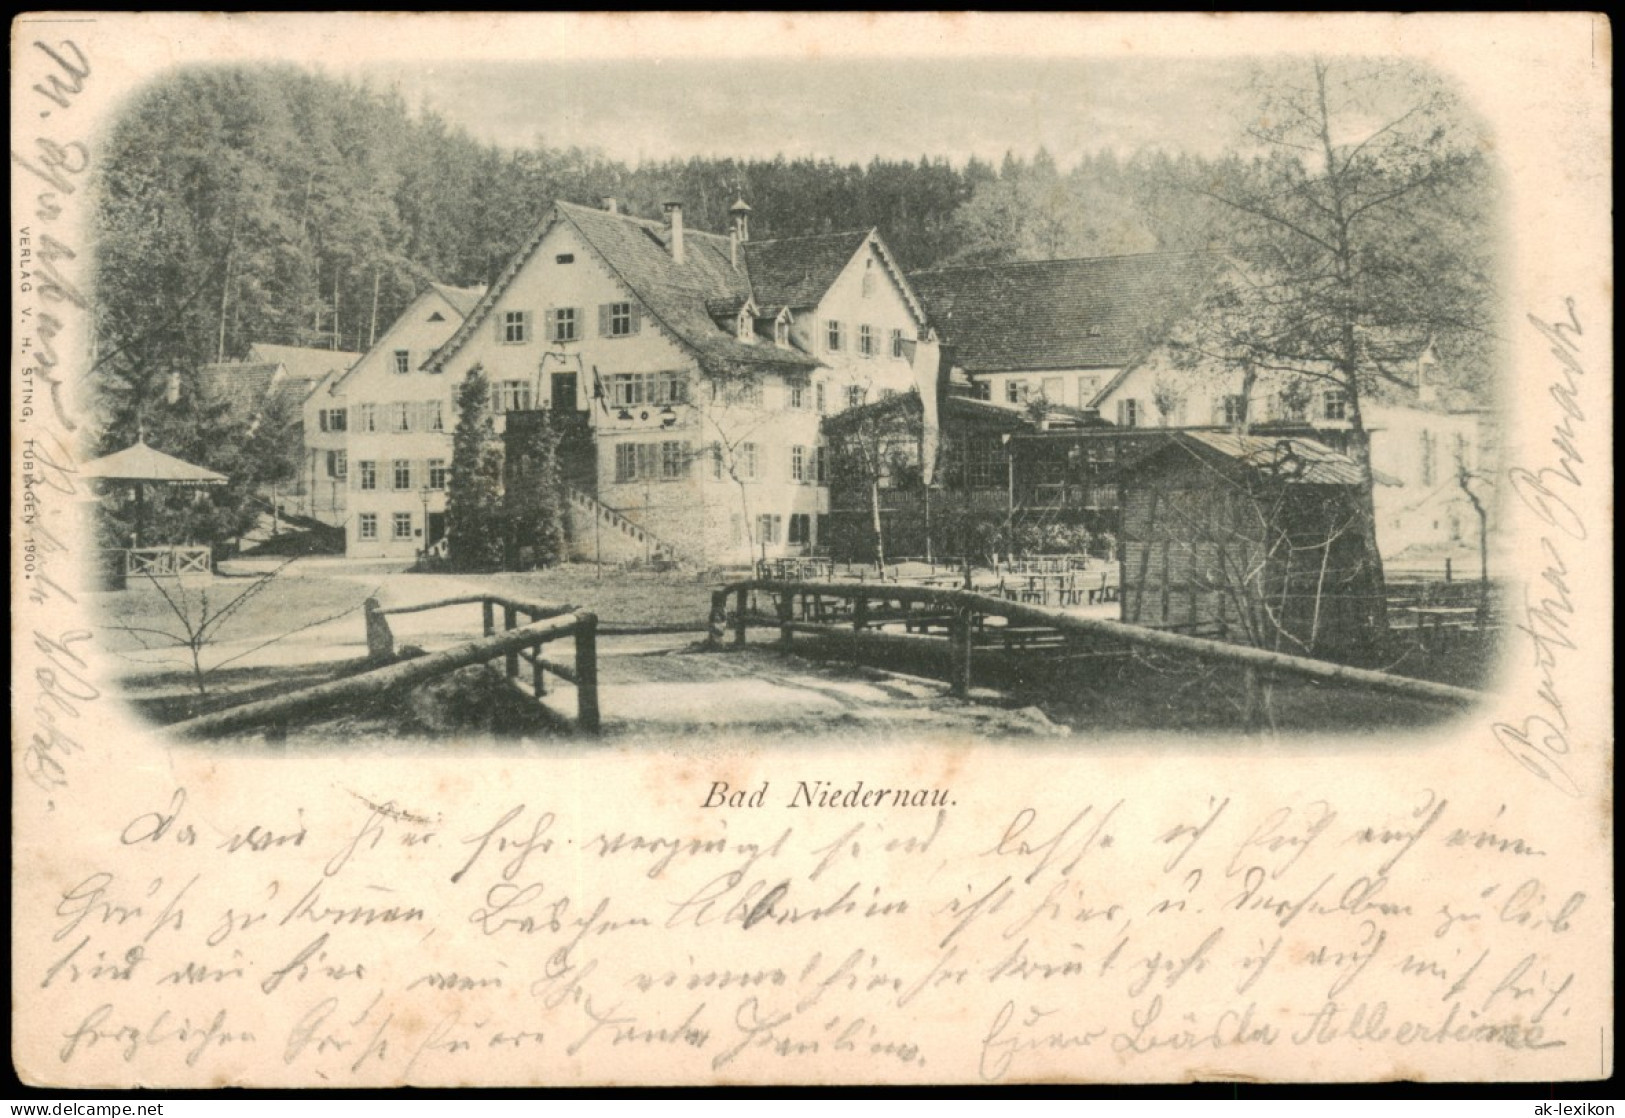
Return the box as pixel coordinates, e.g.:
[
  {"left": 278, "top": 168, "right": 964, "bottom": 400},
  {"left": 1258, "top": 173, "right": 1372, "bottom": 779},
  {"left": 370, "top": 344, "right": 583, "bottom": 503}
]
[
  {"left": 708, "top": 578, "right": 1483, "bottom": 708},
  {"left": 170, "top": 594, "right": 599, "bottom": 739}
]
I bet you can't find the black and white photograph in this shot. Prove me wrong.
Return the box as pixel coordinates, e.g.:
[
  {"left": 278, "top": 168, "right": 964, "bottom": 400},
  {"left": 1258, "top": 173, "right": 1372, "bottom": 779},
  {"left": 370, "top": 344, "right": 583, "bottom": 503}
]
[{"left": 11, "top": 12, "right": 1612, "bottom": 1091}]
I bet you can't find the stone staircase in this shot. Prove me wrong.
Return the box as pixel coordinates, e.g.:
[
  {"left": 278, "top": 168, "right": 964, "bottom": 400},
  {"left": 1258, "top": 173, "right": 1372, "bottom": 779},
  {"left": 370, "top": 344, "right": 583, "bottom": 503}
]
[{"left": 565, "top": 487, "right": 684, "bottom": 566}]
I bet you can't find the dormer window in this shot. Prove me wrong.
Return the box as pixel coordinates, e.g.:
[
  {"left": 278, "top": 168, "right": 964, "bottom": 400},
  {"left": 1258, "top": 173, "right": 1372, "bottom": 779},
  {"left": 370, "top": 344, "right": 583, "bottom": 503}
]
[
  {"left": 737, "top": 309, "right": 753, "bottom": 342},
  {"left": 774, "top": 317, "right": 790, "bottom": 347}
]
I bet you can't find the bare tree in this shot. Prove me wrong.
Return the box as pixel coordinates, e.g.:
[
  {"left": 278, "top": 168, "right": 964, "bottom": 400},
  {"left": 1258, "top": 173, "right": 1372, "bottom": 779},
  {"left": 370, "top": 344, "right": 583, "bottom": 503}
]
[
  {"left": 1166, "top": 58, "right": 1499, "bottom": 630},
  {"left": 111, "top": 557, "right": 371, "bottom": 696}
]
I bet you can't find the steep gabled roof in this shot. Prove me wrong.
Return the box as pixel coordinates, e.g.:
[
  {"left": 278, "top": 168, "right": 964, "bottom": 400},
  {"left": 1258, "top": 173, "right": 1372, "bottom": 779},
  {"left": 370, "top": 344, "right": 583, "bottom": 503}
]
[
  {"left": 742, "top": 229, "right": 872, "bottom": 309},
  {"left": 246, "top": 343, "right": 362, "bottom": 400},
  {"left": 910, "top": 252, "right": 1221, "bottom": 375},
  {"left": 1124, "top": 431, "right": 1399, "bottom": 488},
  {"left": 427, "top": 282, "right": 487, "bottom": 319},
  {"left": 200, "top": 362, "right": 283, "bottom": 419},
  {"left": 430, "top": 201, "right": 824, "bottom": 377},
  {"left": 331, "top": 282, "right": 488, "bottom": 390}
]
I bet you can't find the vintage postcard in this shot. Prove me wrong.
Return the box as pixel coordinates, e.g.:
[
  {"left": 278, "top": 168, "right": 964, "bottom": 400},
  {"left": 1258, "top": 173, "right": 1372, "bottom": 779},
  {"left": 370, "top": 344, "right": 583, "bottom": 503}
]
[{"left": 10, "top": 12, "right": 1612, "bottom": 1087}]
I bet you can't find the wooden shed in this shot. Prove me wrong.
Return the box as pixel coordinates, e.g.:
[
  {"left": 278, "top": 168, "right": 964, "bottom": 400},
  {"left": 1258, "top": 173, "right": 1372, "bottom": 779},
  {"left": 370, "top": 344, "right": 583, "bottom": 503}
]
[{"left": 1116, "top": 432, "right": 1391, "bottom": 659}]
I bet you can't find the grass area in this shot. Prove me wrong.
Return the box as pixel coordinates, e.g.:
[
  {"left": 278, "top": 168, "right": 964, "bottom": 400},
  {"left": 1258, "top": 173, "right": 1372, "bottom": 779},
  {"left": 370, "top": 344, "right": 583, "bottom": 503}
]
[
  {"left": 473, "top": 564, "right": 721, "bottom": 628},
  {"left": 94, "top": 568, "right": 375, "bottom": 657}
]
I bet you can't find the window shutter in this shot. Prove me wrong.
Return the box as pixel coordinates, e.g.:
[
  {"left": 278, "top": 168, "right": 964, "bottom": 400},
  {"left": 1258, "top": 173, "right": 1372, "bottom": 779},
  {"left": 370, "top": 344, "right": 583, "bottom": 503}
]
[
  {"left": 630, "top": 305, "right": 642, "bottom": 334},
  {"left": 491, "top": 383, "right": 502, "bottom": 414},
  {"left": 598, "top": 304, "right": 611, "bottom": 337},
  {"left": 522, "top": 309, "right": 535, "bottom": 342},
  {"left": 494, "top": 315, "right": 505, "bottom": 343},
  {"left": 543, "top": 308, "right": 555, "bottom": 343},
  {"left": 417, "top": 459, "right": 429, "bottom": 490},
  {"left": 318, "top": 410, "right": 328, "bottom": 432},
  {"left": 1115, "top": 399, "right": 1126, "bottom": 426}
]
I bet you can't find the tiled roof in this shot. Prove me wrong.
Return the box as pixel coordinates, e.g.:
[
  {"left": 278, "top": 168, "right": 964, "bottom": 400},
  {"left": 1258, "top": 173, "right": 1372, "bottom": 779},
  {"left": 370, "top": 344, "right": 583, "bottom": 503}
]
[
  {"left": 428, "top": 282, "right": 487, "bottom": 318},
  {"left": 1131, "top": 431, "right": 1398, "bottom": 487},
  {"left": 909, "top": 253, "right": 1221, "bottom": 375},
  {"left": 742, "top": 229, "right": 872, "bottom": 309},
  {"left": 246, "top": 343, "right": 362, "bottom": 398},
  {"left": 200, "top": 362, "right": 282, "bottom": 418},
  {"left": 430, "top": 201, "right": 822, "bottom": 375}
]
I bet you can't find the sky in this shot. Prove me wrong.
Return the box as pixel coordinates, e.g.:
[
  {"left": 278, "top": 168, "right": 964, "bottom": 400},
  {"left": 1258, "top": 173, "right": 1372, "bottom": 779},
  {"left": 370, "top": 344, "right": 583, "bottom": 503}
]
[{"left": 345, "top": 57, "right": 1275, "bottom": 167}]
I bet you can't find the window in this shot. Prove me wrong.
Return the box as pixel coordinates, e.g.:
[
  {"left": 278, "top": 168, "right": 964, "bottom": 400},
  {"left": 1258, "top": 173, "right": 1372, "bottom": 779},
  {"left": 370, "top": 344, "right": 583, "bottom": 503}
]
[
  {"left": 964, "top": 437, "right": 1002, "bottom": 489},
  {"left": 610, "top": 373, "right": 645, "bottom": 408},
  {"left": 845, "top": 385, "right": 866, "bottom": 410},
  {"left": 1223, "top": 394, "right": 1247, "bottom": 425},
  {"left": 609, "top": 372, "right": 689, "bottom": 408},
  {"left": 393, "top": 350, "right": 411, "bottom": 375},
  {"left": 815, "top": 383, "right": 826, "bottom": 413},
  {"left": 825, "top": 320, "right": 844, "bottom": 352},
  {"left": 495, "top": 380, "right": 532, "bottom": 413},
  {"left": 1006, "top": 380, "right": 1029, "bottom": 405},
  {"left": 548, "top": 306, "right": 578, "bottom": 343},
  {"left": 390, "top": 402, "right": 413, "bottom": 433},
  {"left": 725, "top": 380, "right": 763, "bottom": 408},
  {"left": 615, "top": 443, "right": 638, "bottom": 483},
  {"left": 656, "top": 371, "right": 687, "bottom": 406},
  {"left": 393, "top": 512, "right": 413, "bottom": 540},
  {"left": 393, "top": 459, "right": 412, "bottom": 490},
  {"left": 775, "top": 317, "right": 790, "bottom": 346},
  {"left": 356, "top": 403, "right": 376, "bottom": 432},
  {"left": 972, "top": 381, "right": 992, "bottom": 401},
  {"left": 1323, "top": 389, "right": 1348, "bottom": 421},
  {"left": 890, "top": 329, "right": 906, "bottom": 359},
  {"left": 502, "top": 310, "right": 530, "bottom": 344},
  {"left": 326, "top": 450, "right": 347, "bottom": 479},
  {"left": 788, "top": 513, "right": 812, "bottom": 545},
  {"left": 757, "top": 513, "right": 782, "bottom": 545},
  {"left": 789, "top": 383, "right": 807, "bottom": 410},
  {"left": 319, "top": 407, "right": 347, "bottom": 432},
  {"left": 858, "top": 324, "right": 875, "bottom": 357},
  {"left": 425, "top": 399, "right": 444, "bottom": 432},
  {"left": 660, "top": 441, "right": 690, "bottom": 480},
  {"left": 739, "top": 443, "right": 759, "bottom": 481},
  {"left": 1117, "top": 398, "right": 1142, "bottom": 428},
  {"left": 555, "top": 253, "right": 575, "bottom": 265},
  {"left": 602, "top": 302, "right": 637, "bottom": 338},
  {"left": 791, "top": 445, "right": 809, "bottom": 483},
  {"left": 737, "top": 309, "right": 753, "bottom": 342},
  {"left": 815, "top": 445, "right": 827, "bottom": 484},
  {"left": 358, "top": 460, "right": 377, "bottom": 491},
  {"left": 358, "top": 513, "right": 377, "bottom": 540},
  {"left": 427, "top": 459, "right": 447, "bottom": 490}
]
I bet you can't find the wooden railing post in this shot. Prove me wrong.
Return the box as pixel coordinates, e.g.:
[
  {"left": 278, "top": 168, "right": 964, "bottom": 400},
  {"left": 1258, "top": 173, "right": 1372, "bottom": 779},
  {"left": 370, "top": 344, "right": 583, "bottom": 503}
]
[
  {"left": 734, "top": 587, "right": 748, "bottom": 646},
  {"left": 504, "top": 604, "right": 519, "bottom": 680},
  {"left": 853, "top": 593, "right": 869, "bottom": 632},
  {"left": 708, "top": 589, "right": 729, "bottom": 647},
  {"left": 575, "top": 613, "right": 601, "bottom": 733},
  {"left": 777, "top": 592, "right": 794, "bottom": 646},
  {"left": 533, "top": 639, "right": 547, "bottom": 697},
  {"left": 950, "top": 605, "right": 974, "bottom": 697},
  {"left": 482, "top": 599, "right": 495, "bottom": 637}
]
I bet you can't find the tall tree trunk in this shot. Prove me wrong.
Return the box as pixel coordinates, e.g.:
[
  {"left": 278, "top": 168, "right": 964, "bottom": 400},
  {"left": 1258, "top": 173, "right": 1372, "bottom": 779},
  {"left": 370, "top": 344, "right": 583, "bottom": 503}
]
[{"left": 869, "top": 477, "right": 887, "bottom": 569}]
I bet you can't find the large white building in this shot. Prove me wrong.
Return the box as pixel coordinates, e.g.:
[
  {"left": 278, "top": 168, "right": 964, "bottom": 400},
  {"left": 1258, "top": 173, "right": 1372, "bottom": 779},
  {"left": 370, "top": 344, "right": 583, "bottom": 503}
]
[
  {"left": 912, "top": 254, "right": 1494, "bottom": 559},
  {"left": 325, "top": 283, "right": 485, "bottom": 558},
  {"left": 423, "top": 198, "right": 938, "bottom": 566}
]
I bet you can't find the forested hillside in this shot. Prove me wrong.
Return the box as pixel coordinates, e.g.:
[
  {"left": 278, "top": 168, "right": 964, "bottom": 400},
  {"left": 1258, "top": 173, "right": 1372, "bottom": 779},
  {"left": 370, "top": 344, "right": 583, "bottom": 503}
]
[{"left": 91, "top": 65, "right": 1240, "bottom": 438}]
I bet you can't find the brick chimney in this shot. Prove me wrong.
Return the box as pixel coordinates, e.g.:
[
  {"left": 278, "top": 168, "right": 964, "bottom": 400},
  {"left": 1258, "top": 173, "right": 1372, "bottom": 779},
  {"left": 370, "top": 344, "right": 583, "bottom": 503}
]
[
  {"left": 602, "top": 196, "right": 619, "bottom": 214},
  {"left": 662, "top": 201, "right": 685, "bottom": 264}
]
